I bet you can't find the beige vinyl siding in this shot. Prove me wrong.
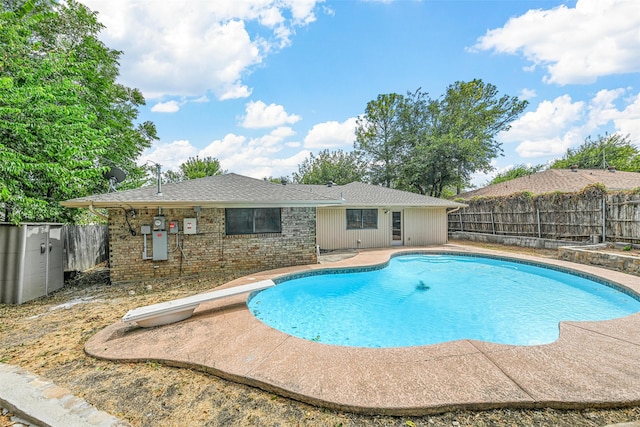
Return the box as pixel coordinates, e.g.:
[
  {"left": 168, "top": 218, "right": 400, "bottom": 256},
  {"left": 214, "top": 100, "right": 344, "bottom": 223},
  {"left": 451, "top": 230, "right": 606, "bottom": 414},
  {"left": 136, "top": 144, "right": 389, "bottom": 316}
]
[
  {"left": 317, "top": 207, "right": 390, "bottom": 250},
  {"left": 317, "top": 206, "right": 449, "bottom": 250},
  {"left": 403, "top": 207, "right": 448, "bottom": 245}
]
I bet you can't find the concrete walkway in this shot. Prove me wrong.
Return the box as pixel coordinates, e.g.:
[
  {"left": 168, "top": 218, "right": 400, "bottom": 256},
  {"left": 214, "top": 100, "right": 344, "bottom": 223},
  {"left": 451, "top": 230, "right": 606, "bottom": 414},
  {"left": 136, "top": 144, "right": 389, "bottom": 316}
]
[
  {"left": 84, "top": 245, "right": 640, "bottom": 416},
  {"left": 0, "top": 363, "right": 130, "bottom": 426}
]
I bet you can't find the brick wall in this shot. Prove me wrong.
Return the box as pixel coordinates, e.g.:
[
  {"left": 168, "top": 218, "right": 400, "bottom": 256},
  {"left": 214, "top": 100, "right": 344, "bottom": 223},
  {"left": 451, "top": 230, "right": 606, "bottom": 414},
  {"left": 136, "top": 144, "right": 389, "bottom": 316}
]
[{"left": 108, "top": 207, "right": 317, "bottom": 283}]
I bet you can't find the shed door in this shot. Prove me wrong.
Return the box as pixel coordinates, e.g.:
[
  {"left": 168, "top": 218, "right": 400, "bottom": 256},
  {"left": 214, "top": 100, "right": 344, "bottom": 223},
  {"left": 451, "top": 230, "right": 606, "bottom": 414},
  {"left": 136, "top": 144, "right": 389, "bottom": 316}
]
[{"left": 392, "top": 211, "right": 403, "bottom": 246}]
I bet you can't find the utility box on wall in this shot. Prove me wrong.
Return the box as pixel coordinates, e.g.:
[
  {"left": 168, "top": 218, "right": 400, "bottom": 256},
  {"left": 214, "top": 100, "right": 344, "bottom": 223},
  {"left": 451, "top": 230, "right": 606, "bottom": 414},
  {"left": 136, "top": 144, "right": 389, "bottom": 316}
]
[
  {"left": 152, "top": 230, "right": 168, "bottom": 261},
  {"left": 0, "top": 223, "right": 64, "bottom": 304},
  {"left": 183, "top": 218, "right": 197, "bottom": 235}
]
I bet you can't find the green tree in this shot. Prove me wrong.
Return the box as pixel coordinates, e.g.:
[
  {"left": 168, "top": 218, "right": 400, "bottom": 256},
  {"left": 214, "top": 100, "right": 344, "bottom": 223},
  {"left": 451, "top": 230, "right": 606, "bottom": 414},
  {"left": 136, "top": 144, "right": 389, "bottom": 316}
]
[
  {"left": 550, "top": 134, "right": 640, "bottom": 171},
  {"left": 292, "top": 149, "right": 367, "bottom": 185},
  {"left": 488, "top": 164, "right": 545, "bottom": 185},
  {"left": 354, "top": 93, "right": 405, "bottom": 187},
  {"left": 164, "top": 156, "right": 225, "bottom": 183},
  {"left": 392, "top": 88, "right": 458, "bottom": 197},
  {"left": 355, "top": 81, "right": 527, "bottom": 198},
  {"left": 406, "top": 80, "right": 527, "bottom": 196},
  {"left": 0, "top": 0, "right": 157, "bottom": 223},
  {"left": 263, "top": 176, "right": 290, "bottom": 184}
]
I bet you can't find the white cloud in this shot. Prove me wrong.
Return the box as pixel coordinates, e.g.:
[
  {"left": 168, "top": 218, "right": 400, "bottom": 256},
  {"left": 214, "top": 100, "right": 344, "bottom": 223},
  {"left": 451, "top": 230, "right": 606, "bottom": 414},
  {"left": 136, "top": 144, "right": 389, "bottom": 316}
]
[
  {"left": 192, "top": 95, "right": 210, "bottom": 103},
  {"left": 199, "top": 134, "right": 248, "bottom": 159},
  {"left": 270, "top": 126, "right": 296, "bottom": 139},
  {"left": 472, "top": 0, "right": 640, "bottom": 85},
  {"left": 500, "top": 94, "right": 586, "bottom": 157},
  {"left": 138, "top": 140, "right": 198, "bottom": 171},
  {"left": 501, "top": 95, "right": 584, "bottom": 144},
  {"left": 139, "top": 125, "right": 308, "bottom": 179},
  {"left": 150, "top": 100, "right": 181, "bottom": 113},
  {"left": 303, "top": 117, "right": 357, "bottom": 149},
  {"left": 519, "top": 88, "right": 537, "bottom": 100},
  {"left": 248, "top": 127, "right": 297, "bottom": 149},
  {"left": 585, "top": 88, "right": 627, "bottom": 129},
  {"left": 469, "top": 159, "right": 499, "bottom": 188},
  {"left": 501, "top": 88, "right": 640, "bottom": 158},
  {"left": 197, "top": 129, "right": 306, "bottom": 178},
  {"left": 240, "top": 101, "right": 302, "bottom": 128},
  {"left": 613, "top": 93, "right": 640, "bottom": 142},
  {"left": 515, "top": 132, "right": 583, "bottom": 158},
  {"left": 80, "top": 1, "right": 322, "bottom": 99},
  {"left": 220, "top": 149, "right": 311, "bottom": 179}
]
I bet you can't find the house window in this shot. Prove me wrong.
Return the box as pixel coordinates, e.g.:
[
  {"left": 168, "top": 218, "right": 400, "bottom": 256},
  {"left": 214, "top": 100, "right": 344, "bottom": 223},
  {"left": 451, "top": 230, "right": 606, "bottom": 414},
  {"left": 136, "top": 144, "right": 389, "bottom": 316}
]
[
  {"left": 346, "top": 209, "right": 378, "bottom": 229},
  {"left": 226, "top": 208, "right": 282, "bottom": 235}
]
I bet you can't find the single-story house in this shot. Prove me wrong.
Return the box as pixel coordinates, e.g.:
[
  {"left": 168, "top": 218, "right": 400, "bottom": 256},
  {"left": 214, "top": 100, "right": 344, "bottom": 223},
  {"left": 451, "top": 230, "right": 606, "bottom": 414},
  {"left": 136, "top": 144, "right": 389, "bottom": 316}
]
[
  {"left": 61, "top": 173, "right": 466, "bottom": 282},
  {"left": 458, "top": 167, "right": 640, "bottom": 200}
]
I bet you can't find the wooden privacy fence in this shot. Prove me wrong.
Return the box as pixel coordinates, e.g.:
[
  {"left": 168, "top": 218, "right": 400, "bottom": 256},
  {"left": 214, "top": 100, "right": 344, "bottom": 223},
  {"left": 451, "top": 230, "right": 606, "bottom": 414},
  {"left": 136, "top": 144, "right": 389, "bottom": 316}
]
[
  {"left": 62, "top": 224, "right": 109, "bottom": 272},
  {"left": 449, "top": 187, "right": 640, "bottom": 244}
]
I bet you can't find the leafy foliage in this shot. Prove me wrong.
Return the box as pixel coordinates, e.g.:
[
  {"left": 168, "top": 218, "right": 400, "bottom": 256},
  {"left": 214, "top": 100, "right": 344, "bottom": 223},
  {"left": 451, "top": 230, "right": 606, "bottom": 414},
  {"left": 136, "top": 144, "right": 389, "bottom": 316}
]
[
  {"left": 0, "top": 0, "right": 157, "bottom": 223},
  {"left": 550, "top": 134, "right": 640, "bottom": 171},
  {"left": 488, "top": 164, "right": 545, "bottom": 185},
  {"left": 355, "top": 80, "right": 527, "bottom": 197},
  {"left": 354, "top": 93, "right": 405, "bottom": 187},
  {"left": 292, "top": 149, "right": 367, "bottom": 185},
  {"left": 163, "top": 156, "right": 225, "bottom": 183}
]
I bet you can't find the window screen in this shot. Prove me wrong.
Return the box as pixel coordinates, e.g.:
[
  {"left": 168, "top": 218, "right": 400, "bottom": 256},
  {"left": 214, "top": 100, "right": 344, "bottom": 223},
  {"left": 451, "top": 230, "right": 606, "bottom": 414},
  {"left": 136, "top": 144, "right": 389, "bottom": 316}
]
[
  {"left": 226, "top": 208, "right": 282, "bottom": 234},
  {"left": 346, "top": 209, "right": 378, "bottom": 229}
]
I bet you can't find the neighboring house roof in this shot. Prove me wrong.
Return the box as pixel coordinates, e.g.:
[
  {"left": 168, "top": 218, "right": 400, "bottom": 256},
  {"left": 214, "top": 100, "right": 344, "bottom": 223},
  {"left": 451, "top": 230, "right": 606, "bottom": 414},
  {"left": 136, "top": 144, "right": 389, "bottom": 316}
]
[
  {"left": 458, "top": 168, "right": 640, "bottom": 200},
  {"left": 61, "top": 173, "right": 466, "bottom": 210},
  {"left": 290, "top": 182, "right": 466, "bottom": 208},
  {"left": 61, "top": 173, "right": 343, "bottom": 209}
]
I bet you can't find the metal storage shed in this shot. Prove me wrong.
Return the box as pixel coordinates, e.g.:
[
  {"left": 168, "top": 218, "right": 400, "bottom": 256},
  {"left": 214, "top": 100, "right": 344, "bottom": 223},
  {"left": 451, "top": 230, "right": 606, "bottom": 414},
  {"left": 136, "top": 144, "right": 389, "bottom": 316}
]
[{"left": 0, "top": 223, "right": 64, "bottom": 304}]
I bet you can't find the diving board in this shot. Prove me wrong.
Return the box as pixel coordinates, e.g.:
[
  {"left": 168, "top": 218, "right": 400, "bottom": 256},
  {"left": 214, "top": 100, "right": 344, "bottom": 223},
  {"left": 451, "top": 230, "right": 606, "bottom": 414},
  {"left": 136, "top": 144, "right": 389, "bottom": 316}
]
[{"left": 122, "top": 279, "right": 276, "bottom": 328}]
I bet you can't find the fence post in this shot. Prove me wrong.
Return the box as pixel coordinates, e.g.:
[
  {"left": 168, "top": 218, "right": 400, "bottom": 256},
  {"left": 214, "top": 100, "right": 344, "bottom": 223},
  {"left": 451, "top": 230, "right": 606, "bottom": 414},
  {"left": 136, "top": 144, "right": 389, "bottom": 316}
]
[
  {"left": 490, "top": 211, "right": 495, "bottom": 235},
  {"left": 459, "top": 211, "right": 463, "bottom": 232},
  {"left": 602, "top": 196, "right": 606, "bottom": 243},
  {"left": 536, "top": 208, "right": 541, "bottom": 238}
]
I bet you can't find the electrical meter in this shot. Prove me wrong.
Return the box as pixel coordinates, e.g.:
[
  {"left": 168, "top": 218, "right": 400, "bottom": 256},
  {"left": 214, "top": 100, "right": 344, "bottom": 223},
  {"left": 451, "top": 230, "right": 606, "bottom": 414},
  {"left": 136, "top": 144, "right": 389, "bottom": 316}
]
[{"left": 153, "top": 216, "right": 166, "bottom": 231}]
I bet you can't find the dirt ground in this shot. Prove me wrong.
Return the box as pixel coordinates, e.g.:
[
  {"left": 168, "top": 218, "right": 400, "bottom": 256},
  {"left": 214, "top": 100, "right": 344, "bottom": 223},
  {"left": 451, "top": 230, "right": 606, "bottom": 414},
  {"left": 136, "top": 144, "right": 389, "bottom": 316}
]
[
  {"left": 1, "top": 240, "right": 639, "bottom": 427},
  {"left": 597, "top": 244, "right": 640, "bottom": 258}
]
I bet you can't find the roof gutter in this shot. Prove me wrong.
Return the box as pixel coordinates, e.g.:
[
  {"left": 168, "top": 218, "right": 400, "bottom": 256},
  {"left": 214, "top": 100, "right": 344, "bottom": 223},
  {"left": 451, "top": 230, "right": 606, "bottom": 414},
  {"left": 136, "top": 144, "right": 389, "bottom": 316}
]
[{"left": 67, "top": 199, "right": 345, "bottom": 209}]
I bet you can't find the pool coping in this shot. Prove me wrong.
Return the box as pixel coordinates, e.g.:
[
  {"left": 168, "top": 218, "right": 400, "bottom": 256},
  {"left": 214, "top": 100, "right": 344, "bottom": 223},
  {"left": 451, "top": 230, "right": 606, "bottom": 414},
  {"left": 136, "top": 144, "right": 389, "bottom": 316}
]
[{"left": 85, "top": 245, "right": 640, "bottom": 415}]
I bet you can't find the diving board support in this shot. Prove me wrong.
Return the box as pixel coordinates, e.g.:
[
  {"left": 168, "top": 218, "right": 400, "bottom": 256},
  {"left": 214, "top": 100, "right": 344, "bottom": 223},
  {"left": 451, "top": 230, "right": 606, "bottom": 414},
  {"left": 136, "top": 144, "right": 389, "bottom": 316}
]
[{"left": 122, "top": 279, "right": 276, "bottom": 328}]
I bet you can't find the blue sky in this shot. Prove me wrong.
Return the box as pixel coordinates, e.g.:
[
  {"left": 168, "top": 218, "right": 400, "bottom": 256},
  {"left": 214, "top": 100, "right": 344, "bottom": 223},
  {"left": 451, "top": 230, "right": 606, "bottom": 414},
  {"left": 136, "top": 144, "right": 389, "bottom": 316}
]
[{"left": 80, "top": 0, "right": 640, "bottom": 188}]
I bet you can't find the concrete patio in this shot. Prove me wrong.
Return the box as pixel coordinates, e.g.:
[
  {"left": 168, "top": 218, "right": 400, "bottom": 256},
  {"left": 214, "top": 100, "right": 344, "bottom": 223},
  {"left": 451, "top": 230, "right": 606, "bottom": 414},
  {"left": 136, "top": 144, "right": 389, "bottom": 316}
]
[{"left": 85, "top": 245, "right": 640, "bottom": 415}]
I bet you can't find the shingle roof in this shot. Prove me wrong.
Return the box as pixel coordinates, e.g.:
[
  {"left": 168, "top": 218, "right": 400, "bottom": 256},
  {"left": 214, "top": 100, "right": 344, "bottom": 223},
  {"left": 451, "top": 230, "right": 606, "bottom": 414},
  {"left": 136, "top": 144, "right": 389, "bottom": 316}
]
[
  {"left": 459, "top": 168, "right": 640, "bottom": 200},
  {"left": 290, "top": 182, "right": 466, "bottom": 208},
  {"left": 61, "top": 173, "right": 343, "bottom": 208},
  {"left": 61, "top": 173, "right": 466, "bottom": 209}
]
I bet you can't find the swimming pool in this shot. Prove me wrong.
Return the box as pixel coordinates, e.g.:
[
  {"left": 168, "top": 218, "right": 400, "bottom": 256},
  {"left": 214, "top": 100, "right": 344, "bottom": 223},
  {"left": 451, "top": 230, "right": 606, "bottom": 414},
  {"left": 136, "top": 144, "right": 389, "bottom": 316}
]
[{"left": 248, "top": 253, "right": 640, "bottom": 347}]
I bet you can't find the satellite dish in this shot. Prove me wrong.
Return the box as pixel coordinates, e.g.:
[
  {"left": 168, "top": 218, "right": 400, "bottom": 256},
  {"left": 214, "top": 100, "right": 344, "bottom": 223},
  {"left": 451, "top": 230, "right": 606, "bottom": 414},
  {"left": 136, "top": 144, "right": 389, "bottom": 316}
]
[
  {"left": 104, "top": 166, "right": 127, "bottom": 183},
  {"left": 104, "top": 166, "right": 127, "bottom": 192}
]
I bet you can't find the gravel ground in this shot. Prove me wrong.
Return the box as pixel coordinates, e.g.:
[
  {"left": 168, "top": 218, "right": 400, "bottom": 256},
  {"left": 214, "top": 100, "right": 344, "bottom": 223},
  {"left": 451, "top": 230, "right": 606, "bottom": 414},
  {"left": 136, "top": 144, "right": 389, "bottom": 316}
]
[{"left": 1, "top": 241, "right": 639, "bottom": 426}]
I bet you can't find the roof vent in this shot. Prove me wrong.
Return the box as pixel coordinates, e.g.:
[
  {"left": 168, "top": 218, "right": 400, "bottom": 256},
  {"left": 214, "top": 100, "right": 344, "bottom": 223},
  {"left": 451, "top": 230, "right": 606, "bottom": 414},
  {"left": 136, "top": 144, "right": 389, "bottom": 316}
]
[
  {"left": 327, "top": 181, "right": 334, "bottom": 187},
  {"left": 608, "top": 166, "right": 616, "bottom": 173},
  {"left": 570, "top": 164, "right": 579, "bottom": 172}
]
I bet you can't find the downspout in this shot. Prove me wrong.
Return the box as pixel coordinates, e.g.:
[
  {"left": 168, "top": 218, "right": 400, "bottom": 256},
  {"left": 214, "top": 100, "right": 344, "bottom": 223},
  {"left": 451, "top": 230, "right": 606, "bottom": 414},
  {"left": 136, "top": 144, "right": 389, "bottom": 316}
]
[
  {"left": 447, "top": 206, "right": 462, "bottom": 215},
  {"left": 88, "top": 203, "right": 109, "bottom": 221}
]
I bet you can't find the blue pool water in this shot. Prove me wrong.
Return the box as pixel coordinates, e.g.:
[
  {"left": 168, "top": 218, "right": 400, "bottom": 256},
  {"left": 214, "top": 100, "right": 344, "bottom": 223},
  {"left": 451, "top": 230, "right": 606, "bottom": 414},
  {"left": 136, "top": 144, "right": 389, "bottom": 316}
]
[{"left": 247, "top": 254, "right": 640, "bottom": 347}]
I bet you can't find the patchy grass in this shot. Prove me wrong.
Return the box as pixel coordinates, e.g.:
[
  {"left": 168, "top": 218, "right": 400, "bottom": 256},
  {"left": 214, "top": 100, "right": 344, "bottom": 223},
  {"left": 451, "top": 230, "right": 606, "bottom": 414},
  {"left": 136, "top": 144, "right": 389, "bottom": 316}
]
[{"left": 1, "top": 247, "right": 639, "bottom": 426}]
